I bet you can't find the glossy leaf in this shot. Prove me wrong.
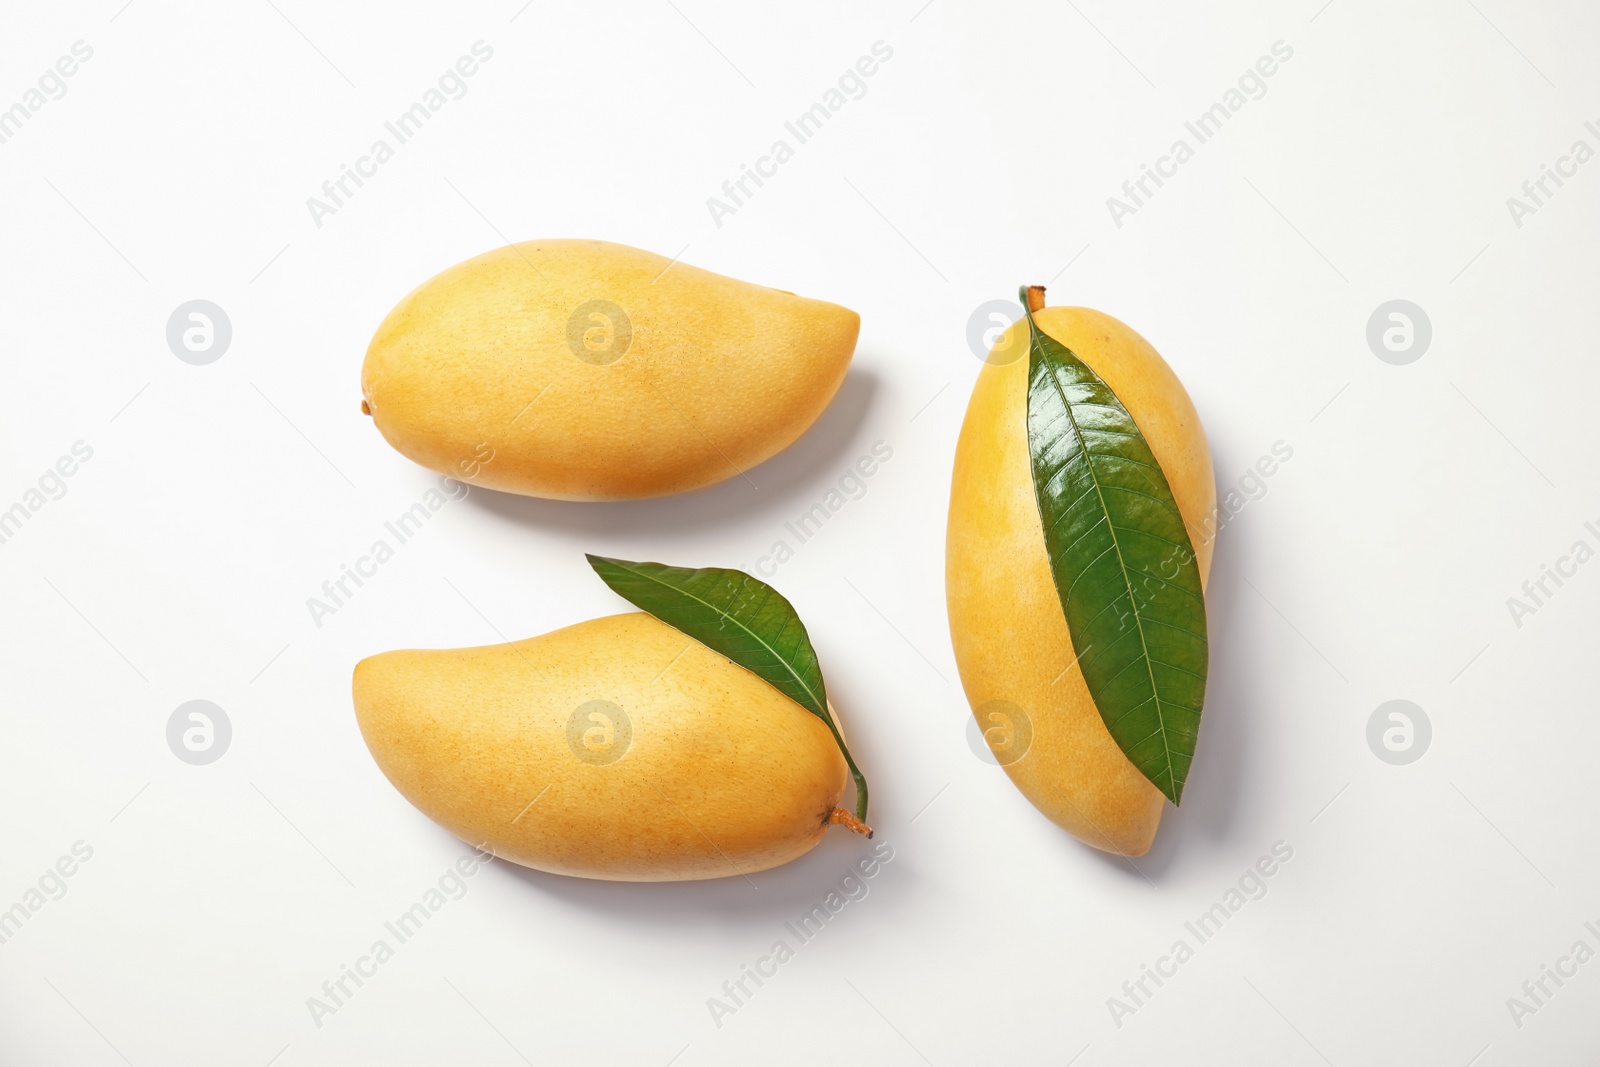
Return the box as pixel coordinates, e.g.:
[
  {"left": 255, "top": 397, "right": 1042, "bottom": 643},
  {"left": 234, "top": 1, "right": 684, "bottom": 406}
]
[
  {"left": 585, "top": 554, "right": 868, "bottom": 821},
  {"left": 1022, "top": 290, "right": 1208, "bottom": 804}
]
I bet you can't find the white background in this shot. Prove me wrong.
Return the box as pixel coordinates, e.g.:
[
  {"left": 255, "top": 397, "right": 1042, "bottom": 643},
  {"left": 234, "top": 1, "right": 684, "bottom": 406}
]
[{"left": 2, "top": 0, "right": 1598, "bottom": 1063}]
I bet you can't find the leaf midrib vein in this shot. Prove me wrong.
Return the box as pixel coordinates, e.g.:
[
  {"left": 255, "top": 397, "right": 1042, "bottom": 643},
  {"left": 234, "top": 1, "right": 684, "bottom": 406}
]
[
  {"left": 1034, "top": 325, "right": 1178, "bottom": 798},
  {"left": 612, "top": 561, "right": 826, "bottom": 715}
]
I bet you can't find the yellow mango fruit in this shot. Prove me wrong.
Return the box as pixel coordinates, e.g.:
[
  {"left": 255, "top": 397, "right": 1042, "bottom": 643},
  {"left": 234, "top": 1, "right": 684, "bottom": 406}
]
[
  {"left": 946, "top": 298, "right": 1216, "bottom": 857},
  {"left": 360, "top": 239, "right": 858, "bottom": 500},
  {"left": 352, "top": 612, "right": 856, "bottom": 881}
]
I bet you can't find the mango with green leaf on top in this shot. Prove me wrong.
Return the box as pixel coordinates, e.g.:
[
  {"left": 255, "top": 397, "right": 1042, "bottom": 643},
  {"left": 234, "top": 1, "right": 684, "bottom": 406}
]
[
  {"left": 352, "top": 557, "right": 870, "bottom": 882},
  {"left": 946, "top": 287, "right": 1216, "bottom": 857}
]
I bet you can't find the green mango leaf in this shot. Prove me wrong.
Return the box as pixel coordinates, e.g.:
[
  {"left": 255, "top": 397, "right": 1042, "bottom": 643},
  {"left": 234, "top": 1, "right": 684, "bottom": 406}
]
[
  {"left": 1022, "top": 288, "right": 1208, "bottom": 804},
  {"left": 585, "top": 554, "right": 869, "bottom": 824}
]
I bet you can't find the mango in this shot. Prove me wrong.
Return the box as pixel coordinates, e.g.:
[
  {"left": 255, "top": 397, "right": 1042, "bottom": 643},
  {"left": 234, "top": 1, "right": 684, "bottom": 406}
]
[
  {"left": 352, "top": 612, "right": 852, "bottom": 881},
  {"left": 360, "top": 239, "right": 858, "bottom": 500},
  {"left": 946, "top": 302, "right": 1216, "bottom": 856}
]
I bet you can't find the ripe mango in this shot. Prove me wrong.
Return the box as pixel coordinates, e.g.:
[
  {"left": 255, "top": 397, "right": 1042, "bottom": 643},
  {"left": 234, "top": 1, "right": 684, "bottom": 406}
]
[
  {"left": 946, "top": 305, "right": 1216, "bottom": 856},
  {"left": 352, "top": 612, "right": 851, "bottom": 881},
  {"left": 360, "top": 240, "right": 858, "bottom": 500}
]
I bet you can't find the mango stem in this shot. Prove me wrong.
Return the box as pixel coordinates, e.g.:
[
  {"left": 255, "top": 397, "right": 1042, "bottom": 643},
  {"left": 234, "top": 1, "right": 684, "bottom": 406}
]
[
  {"left": 1025, "top": 285, "right": 1046, "bottom": 312},
  {"left": 827, "top": 807, "right": 873, "bottom": 838}
]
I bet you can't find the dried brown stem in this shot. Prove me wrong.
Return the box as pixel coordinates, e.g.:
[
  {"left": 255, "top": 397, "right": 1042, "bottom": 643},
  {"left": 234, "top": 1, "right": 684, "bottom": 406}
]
[{"left": 827, "top": 807, "right": 874, "bottom": 838}]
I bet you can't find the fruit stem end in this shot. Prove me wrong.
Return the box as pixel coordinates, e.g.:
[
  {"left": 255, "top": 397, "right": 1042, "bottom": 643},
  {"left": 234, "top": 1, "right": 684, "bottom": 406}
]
[
  {"left": 1025, "top": 285, "right": 1046, "bottom": 313},
  {"left": 827, "top": 807, "right": 874, "bottom": 839}
]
